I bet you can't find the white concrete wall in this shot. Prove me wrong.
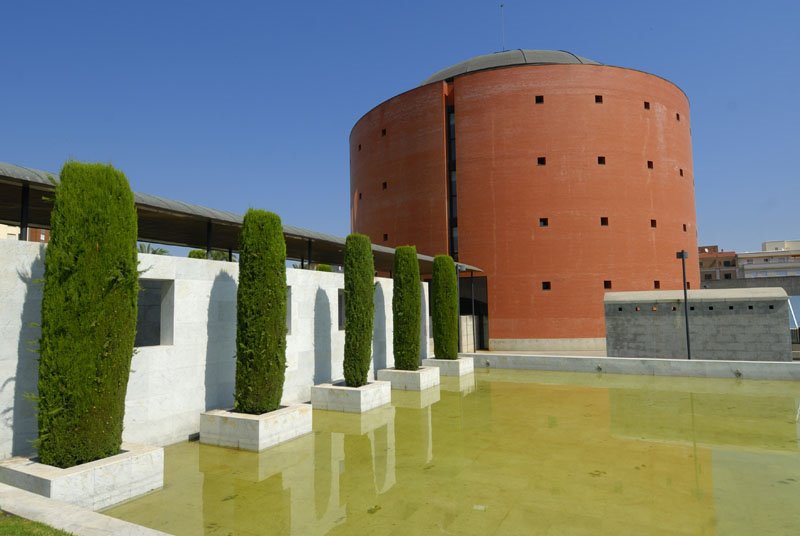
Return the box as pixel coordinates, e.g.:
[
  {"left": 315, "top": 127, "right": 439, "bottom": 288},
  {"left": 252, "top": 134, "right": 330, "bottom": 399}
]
[{"left": 0, "top": 240, "right": 430, "bottom": 458}]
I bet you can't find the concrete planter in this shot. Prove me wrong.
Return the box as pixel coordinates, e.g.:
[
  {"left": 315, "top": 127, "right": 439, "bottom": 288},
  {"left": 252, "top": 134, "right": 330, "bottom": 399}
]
[
  {"left": 421, "top": 356, "right": 475, "bottom": 376},
  {"left": 199, "top": 404, "right": 312, "bottom": 452},
  {"left": 311, "top": 381, "right": 391, "bottom": 413},
  {"left": 376, "top": 366, "right": 440, "bottom": 391},
  {"left": 391, "top": 386, "right": 441, "bottom": 409},
  {"left": 0, "top": 443, "right": 163, "bottom": 511}
]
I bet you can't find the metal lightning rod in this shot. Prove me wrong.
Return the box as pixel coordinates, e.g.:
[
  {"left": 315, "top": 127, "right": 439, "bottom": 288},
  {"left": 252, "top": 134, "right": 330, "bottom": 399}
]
[{"left": 500, "top": 4, "right": 506, "bottom": 51}]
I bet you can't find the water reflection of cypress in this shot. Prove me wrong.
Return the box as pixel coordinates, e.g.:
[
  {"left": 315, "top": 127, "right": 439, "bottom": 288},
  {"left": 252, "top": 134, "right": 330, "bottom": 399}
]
[
  {"left": 394, "top": 406, "right": 432, "bottom": 469},
  {"left": 108, "top": 372, "right": 800, "bottom": 535},
  {"left": 608, "top": 389, "right": 797, "bottom": 450},
  {"left": 341, "top": 433, "right": 376, "bottom": 517},
  {"left": 314, "top": 432, "right": 332, "bottom": 520}
]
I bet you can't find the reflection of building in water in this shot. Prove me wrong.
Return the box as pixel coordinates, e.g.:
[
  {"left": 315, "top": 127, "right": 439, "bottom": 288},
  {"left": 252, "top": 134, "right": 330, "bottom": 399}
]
[
  {"left": 480, "top": 379, "right": 718, "bottom": 532},
  {"left": 196, "top": 406, "right": 398, "bottom": 535},
  {"left": 199, "top": 436, "right": 313, "bottom": 534},
  {"left": 393, "top": 388, "right": 439, "bottom": 466},
  {"left": 440, "top": 373, "right": 476, "bottom": 394},
  {"left": 313, "top": 406, "right": 398, "bottom": 530},
  {"left": 606, "top": 384, "right": 800, "bottom": 534}
]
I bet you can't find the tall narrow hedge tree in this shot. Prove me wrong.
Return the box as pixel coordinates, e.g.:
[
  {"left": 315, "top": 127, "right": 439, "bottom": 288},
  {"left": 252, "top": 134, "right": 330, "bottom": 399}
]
[
  {"left": 343, "top": 234, "right": 374, "bottom": 387},
  {"left": 38, "top": 162, "right": 138, "bottom": 468},
  {"left": 393, "top": 246, "right": 421, "bottom": 370},
  {"left": 234, "top": 209, "right": 287, "bottom": 414},
  {"left": 432, "top": 255, "right": 459, "bottom": 359}
]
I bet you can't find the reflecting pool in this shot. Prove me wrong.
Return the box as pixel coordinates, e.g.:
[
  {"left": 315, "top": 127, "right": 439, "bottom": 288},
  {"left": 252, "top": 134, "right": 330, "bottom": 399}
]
[{"left": 105, "top": 370, "right": 800, "bottom": 535}]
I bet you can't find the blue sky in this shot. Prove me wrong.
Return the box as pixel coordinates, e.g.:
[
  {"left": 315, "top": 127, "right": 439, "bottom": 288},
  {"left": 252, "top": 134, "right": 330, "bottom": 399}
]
[{"left": 2, "top": 0, "right": 798, "bottom": 253}]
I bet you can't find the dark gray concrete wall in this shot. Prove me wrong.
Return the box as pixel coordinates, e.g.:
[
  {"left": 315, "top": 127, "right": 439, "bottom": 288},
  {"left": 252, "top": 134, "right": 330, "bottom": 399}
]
[
  {"left": 702, "top": 276, "right": 800, "bottom": 296},
  {"left": 604, "top": 289, "right": 792, "bottom": 361}
]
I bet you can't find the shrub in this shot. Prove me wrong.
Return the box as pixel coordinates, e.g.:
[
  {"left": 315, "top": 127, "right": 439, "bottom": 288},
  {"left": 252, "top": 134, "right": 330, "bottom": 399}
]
[
  {"left": 343, "top": 233, "right": 374, "bottom": 386},
  {"left": 316, "top": 263, "right": 333, "bottom": 272},
  {"left": 137, "top": 243, "right": 168, "bottom": 255},
  {"left": 38, "top": 162, "right": 138, "bottom": 468},
  {"left": 189, "top": 249, "right": 232, "bottom": 261},
  {"left": 393, "top": 246, "right": 420, "bottom": 370},
  {"left": 432, "top": 255, "right": 459, "bottom": 359},
  {"left": 234, "top": 209, "right": 287, "bottom": 414}
]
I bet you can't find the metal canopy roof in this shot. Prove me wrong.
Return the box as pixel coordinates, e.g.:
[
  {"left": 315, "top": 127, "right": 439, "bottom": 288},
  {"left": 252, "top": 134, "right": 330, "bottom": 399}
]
[
  {"left": 0, "top": 162, "right": 481, "bottom": 274},
  {"left": 422, "top": 49, "right": 601, "bottom": 85}
]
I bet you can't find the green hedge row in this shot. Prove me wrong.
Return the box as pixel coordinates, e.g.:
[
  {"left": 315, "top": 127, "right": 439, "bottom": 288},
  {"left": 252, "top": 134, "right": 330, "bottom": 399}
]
[
  {"left": 38, "top": 162, "right": 139, "bottom": 468},
  {"left": 432, "top": 255, "right": 458, "bottom": 359},
  {"left": 234, "top": 209, "right": 287, "bottom": 414},
  {"left": 343, "top": 234, "right": 374, "bottom": 386},
  {"left": 393, "top": 246, "right": 420, "bottom": 370}
]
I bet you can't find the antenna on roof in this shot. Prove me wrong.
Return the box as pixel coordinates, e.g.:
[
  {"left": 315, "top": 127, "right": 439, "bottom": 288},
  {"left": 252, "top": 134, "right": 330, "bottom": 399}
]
[{"left": 500, "top": 4, "right": 506, "bottom": 51}]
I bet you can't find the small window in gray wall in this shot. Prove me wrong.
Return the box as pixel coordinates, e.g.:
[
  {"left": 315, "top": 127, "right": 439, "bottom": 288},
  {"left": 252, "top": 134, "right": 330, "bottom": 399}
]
[
  {"left": 338, "top": 289, "right": 345, "bottom": 330},
  {"left": 135, "top": 279, "right": 175, "bottom": 347}
]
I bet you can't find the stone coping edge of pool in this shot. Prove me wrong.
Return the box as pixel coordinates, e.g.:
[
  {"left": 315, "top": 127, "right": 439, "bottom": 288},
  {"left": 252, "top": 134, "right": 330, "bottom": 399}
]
[
  {"left": 0, "top": 482, "right": 169, "bottom": 535},
  {"left": 461, "top": 353, "right": 800, "bottom": 381},
  {"left": 0, "top": 443, "right": 164, "bottom": 511}
]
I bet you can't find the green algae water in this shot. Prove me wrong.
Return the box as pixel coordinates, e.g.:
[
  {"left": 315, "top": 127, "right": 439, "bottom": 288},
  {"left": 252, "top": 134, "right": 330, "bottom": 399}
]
[{"left": 106, "top": 370, "right": 800, "bottom": 535}]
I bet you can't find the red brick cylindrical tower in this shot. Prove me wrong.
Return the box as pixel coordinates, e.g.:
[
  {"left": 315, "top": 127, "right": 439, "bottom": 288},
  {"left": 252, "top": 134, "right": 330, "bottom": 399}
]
[{"left": 350, "top": 50, "right": 698, "bottom": 350}]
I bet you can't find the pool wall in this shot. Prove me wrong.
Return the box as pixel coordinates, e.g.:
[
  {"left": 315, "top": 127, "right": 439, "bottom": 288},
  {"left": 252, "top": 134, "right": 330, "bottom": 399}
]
[{"left": 0, "top": 240, "right": 431, "bottom": 459}]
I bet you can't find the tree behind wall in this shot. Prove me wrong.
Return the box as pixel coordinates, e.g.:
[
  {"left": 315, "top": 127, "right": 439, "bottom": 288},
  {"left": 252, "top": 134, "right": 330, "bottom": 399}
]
[
  {"left": 189, "top": 249, "right": 234, "bottom": 261},
  {"left": 343, "top": 234, "right": 374, "bottom": 386},
  {"left": 234, "top": 209, "right": 287, "bottom": 414},
  {"left": 38, "top": 162, "right": 139, "bottom": 468},
  {"left": 432, "top": 255, "right": 459, "bottom": 359},
  {"left": 393, "top": 246, "right": 421, "bottom": 370}
]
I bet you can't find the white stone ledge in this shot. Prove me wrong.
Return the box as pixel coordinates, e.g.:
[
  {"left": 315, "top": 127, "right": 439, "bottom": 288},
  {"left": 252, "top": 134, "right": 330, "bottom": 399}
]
[
  {"left": 0, "top": 443, "right": 163, "bottom": 511},
  {"left": 199, "top": 404, "right": 312, "bottom": 452},
  {"left": 310, "top": 381, "right": 391, "bottom": 413},
  {"left": 0, "top": 482, "right": 168, "bottom": 535},
  {"left": 461, "top": 352, "right": 800, "bottom": 381},
  {"left": 421, "top": 357, "right": 474, "bottom": 377},
  {"left": 376, "top": 366, "right": 440, "bottom": 391}
]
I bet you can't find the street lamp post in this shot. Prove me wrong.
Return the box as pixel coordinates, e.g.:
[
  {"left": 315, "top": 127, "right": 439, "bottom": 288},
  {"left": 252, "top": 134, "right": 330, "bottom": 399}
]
[{"left": 676, "top": 250, "right": 692, "bottom": 360}]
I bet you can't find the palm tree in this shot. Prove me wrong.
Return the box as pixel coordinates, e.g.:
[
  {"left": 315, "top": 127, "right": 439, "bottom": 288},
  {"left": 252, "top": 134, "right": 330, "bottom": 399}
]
[{"left": 137, "top": 243, "right": 169, "bottom": 255}]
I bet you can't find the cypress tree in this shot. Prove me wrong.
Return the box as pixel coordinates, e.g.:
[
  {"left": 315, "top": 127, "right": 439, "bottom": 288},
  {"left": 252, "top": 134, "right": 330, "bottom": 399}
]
[
  {"left": 343, "top": 234, "right": 374, "bottom": 387},
  {"left": 38, "top": 162, "right": 138, "bottom": 468},
  {"left": 432, "top": 255, "right": 459, "bottom": 359},
  {"left": 234, "top": 209, "right": 287, "bottom": 414},
  {"left": 393, "top": 246, "right": 421, "bottom": 370}
]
